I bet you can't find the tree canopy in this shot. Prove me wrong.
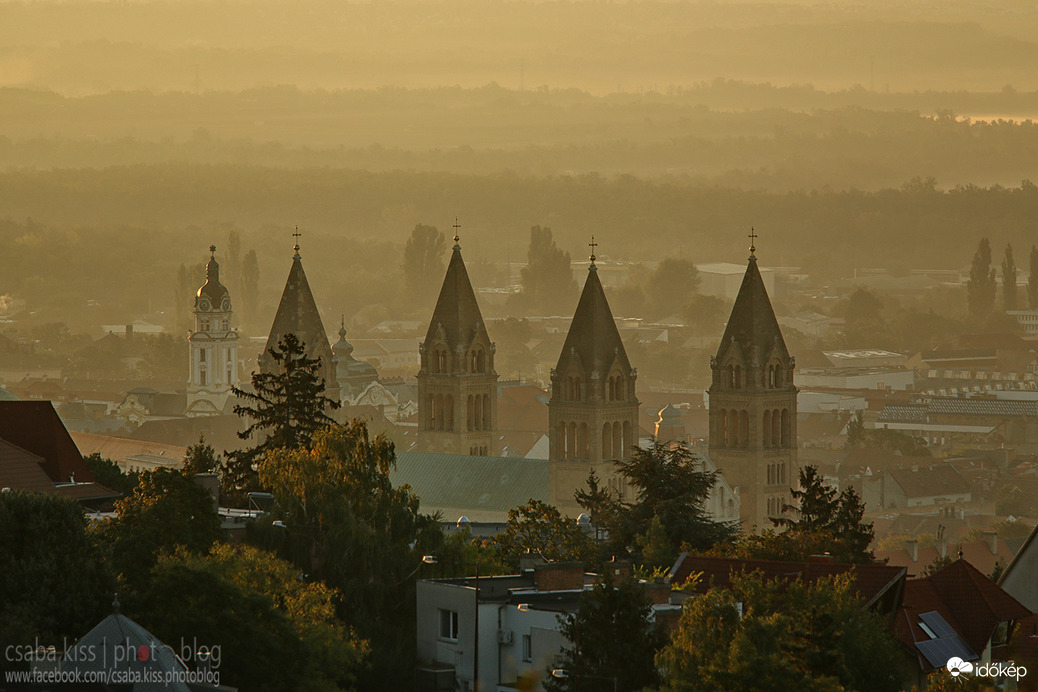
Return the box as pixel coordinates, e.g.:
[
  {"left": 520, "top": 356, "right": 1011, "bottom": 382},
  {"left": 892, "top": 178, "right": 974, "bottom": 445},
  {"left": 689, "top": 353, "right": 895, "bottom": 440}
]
[
  {"left": 490, "top": 499, "right": 596, "bottom": 570},
  {"left": 251, "top": 421, "right": 442, "bottom": 689},
  {"left": 101, "top": 466, "right": 222, "bottom": 586},
  {"left": 0, "top": 491, "right": 114, "bottom": 667},
  {"left": 658, "top": 571, "right": 901, "bottom": 692},
  {"left": 519, "top": 225, "right": 578, "bottom": 315}
]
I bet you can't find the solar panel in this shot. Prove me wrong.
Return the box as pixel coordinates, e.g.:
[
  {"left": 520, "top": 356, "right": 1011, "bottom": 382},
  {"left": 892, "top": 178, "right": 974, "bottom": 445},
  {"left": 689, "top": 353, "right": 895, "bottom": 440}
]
[
  {"left": 915, "top": 637, "right": 978, "bottom": 669},
  {"left": 919, "top": 611, "right": 958, "bottom": 639}
]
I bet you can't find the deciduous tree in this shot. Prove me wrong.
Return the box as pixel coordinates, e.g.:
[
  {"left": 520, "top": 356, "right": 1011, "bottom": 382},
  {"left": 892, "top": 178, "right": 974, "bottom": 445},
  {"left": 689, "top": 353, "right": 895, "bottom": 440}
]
[
  {"left": 657, "top": 572, "right": 901, "bottom": 692},
  {"left": 0, "top": 492, "right": 114, "bottom": 667},
  {"left": 403, "top": 223, "right": 446, "bottom": 299},
  {"left": 520, "top": 225, "right": 577, "bottom": 314},
  {"left": 491, "top": 499, "right": 596, "bottom": 570},
  {"left": 253, "top": 422, "right": 441, "bottom": 689},
  {"left": 102, "top": 467, "right": 222, "bottom": 586}
]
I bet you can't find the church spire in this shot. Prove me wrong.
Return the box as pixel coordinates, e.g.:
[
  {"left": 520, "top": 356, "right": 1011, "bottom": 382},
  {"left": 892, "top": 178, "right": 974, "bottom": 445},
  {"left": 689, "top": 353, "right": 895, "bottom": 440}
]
[
  {"left": 417, "top": 220, "right": 498, "bottom": 456},
  {"left": 423, "top": 229, "right": 490, "bottom": 354},
  {"left": 549, "top": 241, "right": 638, "bottom": 463},
  {"left": 715, "top": 238, "right": 788, "bottom": 369},
  {"left": 555, "top": 247, "right": 630, "bottom": 380},
  {"left": 262, "top": 243, "right": 338, "bottom": 402}
]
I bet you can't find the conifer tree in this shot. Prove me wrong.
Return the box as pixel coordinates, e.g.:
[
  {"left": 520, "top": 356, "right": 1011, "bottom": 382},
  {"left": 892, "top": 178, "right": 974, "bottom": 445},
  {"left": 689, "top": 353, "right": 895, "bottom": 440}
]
[
  {"left": 1002, "top": 243, "right": 1018, "bottom": 311},
  {"left": 967, "top": 238, "right": 997, "bottom": 318},
  {"left": 227, "top": 333, "right": 339, "bottom": 489},
  {"left": 1029, "top": 245, "right": 1038, "bottom": 309}
]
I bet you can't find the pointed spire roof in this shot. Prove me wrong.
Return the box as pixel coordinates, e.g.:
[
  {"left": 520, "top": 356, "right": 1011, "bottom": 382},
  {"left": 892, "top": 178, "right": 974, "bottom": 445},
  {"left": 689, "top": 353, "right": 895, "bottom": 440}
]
[
  {"left": 715, "top": 252, "right": 788, "bottom": 363},
  {"left": 424, "top": 243, "right": 489, "bottom": 351},
  {"left": 264, "top": 250, "right": 332, "bottom": 362},
  {"left": 555, "top": 263, "right": 631, "bottom": 376}
]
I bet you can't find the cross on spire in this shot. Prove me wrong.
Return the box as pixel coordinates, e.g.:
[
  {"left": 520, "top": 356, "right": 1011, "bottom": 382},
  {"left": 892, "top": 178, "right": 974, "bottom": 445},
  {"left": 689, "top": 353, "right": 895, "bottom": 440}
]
[
  {"left": 748, "top": 227, "right": 757, "bottom": 256},
  {"left": 292, "top": 226, "right": 301, "bottom": 256},
  {"left": 209, "top": 244, "right": 216, "bottom": 258},
  {"left": 588, "top": 235, "right": 598, "bottom": 264},
  {"left": 452, "top": 218, "right": 461, "bottom": 245}
]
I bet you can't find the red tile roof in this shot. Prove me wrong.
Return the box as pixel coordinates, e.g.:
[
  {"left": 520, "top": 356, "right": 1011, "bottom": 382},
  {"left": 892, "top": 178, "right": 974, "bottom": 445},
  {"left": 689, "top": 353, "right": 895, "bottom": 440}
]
[
  {"left": 668, "top": 554, "right": 905, "bottom": 610},
  {"left": 0, "top": 401, "right": 96, "bottom": 484},
  {"left": 0, "top": 438, "right": 57, "bottom": 494},
  {"left": 897, "top": 559, "right": 1032, "bottom": 669}
]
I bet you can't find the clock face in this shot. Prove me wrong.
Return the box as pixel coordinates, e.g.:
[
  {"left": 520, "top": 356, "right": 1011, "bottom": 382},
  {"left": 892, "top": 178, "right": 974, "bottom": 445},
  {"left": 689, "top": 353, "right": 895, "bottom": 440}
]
[
  {"left": 199, "top": 298, "right": 211, "bottom": 312},
  {"left": 221, "top": 297, "right": 231, "bottom": 312}
]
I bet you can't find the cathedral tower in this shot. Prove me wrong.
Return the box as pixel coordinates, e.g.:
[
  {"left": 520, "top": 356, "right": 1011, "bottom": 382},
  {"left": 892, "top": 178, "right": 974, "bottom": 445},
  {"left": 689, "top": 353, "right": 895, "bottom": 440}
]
[
  {"left": 417, "top": 227, "right": 498, "bottom": 456},
  {"left": 187, "top": 245, "right": 240, "bottom": 416},
  {"left": 261, "top": 238, "right": 339, "bottom": 403},
  {"left": 708, "top": 237, "right": 798, "bottom": 531},
  {"left": 549, "top": 242, "right": 639, "bottom": 463}
]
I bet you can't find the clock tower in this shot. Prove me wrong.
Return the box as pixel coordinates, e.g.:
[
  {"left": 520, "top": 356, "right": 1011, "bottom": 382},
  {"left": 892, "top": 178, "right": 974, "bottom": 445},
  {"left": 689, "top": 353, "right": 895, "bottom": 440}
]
[{"left": 186, "top": 245, "right": 240, "bottom": 416}]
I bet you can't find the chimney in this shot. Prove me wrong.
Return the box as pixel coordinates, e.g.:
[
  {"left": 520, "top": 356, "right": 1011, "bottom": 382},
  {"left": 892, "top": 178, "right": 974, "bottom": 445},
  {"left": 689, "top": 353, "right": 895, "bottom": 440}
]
[
  {"left": 981, "top": 530, "right": 998, "bottom": 555},
  {"left": 606, "top": 557, "right": 632, "bottom": 582},
  {"left": 125, "top": 324, "right": 134, "bottom": 341},
  {"left": 905, "top": 539, "right": 919, "bottom": 562},
  {"left": 534, "top": 562, "right": 585, "bottom": 592}
]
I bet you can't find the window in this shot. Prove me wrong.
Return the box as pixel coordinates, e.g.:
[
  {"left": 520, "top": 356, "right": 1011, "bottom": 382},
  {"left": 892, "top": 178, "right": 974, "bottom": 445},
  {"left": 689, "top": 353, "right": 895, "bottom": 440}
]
[
  {"left": 199, "top": 349, "right": 206, "bottom": 363},
  {"left": 438, "top": 609, "right": 459, "bottom": 642},
  {"left": 522, "top": 634, "right": 532, "bottom": 662}
]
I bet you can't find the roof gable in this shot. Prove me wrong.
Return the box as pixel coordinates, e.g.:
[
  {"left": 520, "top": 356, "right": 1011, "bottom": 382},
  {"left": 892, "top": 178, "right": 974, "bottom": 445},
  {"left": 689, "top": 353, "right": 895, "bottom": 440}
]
[{"left": 0, "top": 401, "right": 96, "bottom": 484}]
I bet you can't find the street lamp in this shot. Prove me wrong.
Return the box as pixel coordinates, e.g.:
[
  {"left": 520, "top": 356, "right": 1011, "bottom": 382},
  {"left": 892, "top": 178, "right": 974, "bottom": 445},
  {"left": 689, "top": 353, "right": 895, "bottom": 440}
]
[{"left": 551, "top": 668, "right": 618, "bottom": 692}]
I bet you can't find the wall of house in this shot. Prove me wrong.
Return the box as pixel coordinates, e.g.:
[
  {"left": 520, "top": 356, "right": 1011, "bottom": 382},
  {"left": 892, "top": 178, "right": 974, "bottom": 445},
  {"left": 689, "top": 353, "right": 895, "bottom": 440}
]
[{"left": 1000, "top": 536, "right": 1038, "bottom": 612}]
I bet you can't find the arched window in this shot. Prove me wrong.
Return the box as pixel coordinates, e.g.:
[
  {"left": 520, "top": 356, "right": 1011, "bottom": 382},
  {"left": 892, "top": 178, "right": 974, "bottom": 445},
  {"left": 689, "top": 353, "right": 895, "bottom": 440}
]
[
  {"left": 728, "top": 409, "right": 740, "bottom": 447},
  {"left": 436, "top": 350, "right": 446, "bottom": 373},
  {"left": 612, "top": 421, "right": 623, "bottom": 460},
  {"left": 622, "top": 420, "right": 631, "bottom": 457},
  {"left": 739, "top": 410, "right": 749, "bottom": 448},
  {"left": 558, "top": 421, "right": 567, "bottom": 458},
  {"left": 483, "top": 394, "right": 491, "bottom": 430},
  {"left": 727, "top": 364, "right": 735, "bottom": 387},
  {"left": 781, "top": 408, "right": 791, "bottom": 447},
  {"left": 615, "top": 377, "right": 624, "bottom": 400},
  {"left": 579, "top": 423, "right": 589, "bottom": 459},
  {"left": 467, "top": 395, "right": 474, "bottom": 430},
  {"left": 734, "top": 365, "right": 742, "bottom": 388},
  {"left": 602, "top": 423, "right": 613, "bottom": 460},
  {"left": 763, "top": 409, "right": 772, "bottom": 446},
  {"left": 568, "top": 422, "right": 578, "bottom": 460},
  {"left": 444, "top": 395, "right": 454, "bottom": 431},
  {"left": 772, "top": 408, "right": 781, "bottom": 446}
]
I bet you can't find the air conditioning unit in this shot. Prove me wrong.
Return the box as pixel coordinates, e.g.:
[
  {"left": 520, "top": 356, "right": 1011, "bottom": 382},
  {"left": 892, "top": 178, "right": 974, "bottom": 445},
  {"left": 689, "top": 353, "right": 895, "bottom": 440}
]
[{"left": 497, "top": 629, "right": 514, "bottom": 645}]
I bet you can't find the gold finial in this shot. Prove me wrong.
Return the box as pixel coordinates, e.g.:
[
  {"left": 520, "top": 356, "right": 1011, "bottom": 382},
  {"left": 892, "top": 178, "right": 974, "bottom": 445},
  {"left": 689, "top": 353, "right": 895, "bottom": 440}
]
[
  {"left": 209, "top": 244, "right": 216, "bottom": 258},
  {"left": 292, "top": 226, "right": 301, "bottom": 255},
  {"left": 588, "top": 235, "right": 598, "bottom": 265},
  {"left": 748, "top": 227, "right": 757, "bottom": 257},
  {"left": 452, "top": 218, "right": 461, "bottom": 245}
]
